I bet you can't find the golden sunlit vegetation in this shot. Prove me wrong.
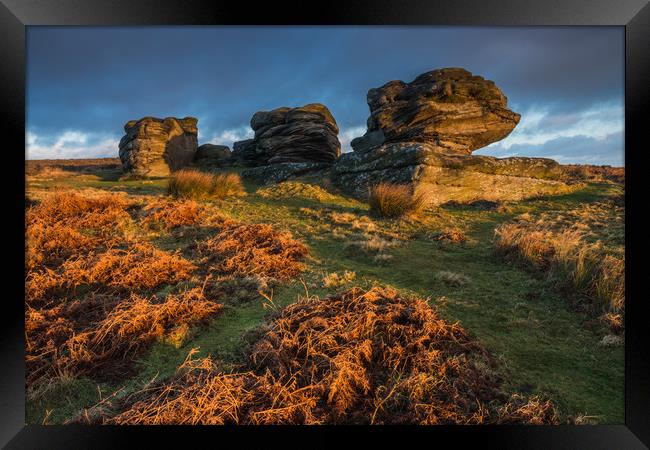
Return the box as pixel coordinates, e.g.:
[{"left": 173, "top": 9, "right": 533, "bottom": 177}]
[
  {"left": 25, "top": 187, "right": 308, "bottom": 406},
  {"left": 167, "top": 169, "right": 244, "bottom": 200},
  {"left": 368, "top": 182, "right": 428, "bottom": 218},
  {"left": 25, "top": 162, "right": 624, "bottom": 425},
  {"left": 194, "top": 221, "right": 308, "bottom": 280},
  {"left": 494, "top": 195, "right": 624, "bottom": 331},
  {"left": 73, "top": 287, "right": 558, "bottom": 425}
]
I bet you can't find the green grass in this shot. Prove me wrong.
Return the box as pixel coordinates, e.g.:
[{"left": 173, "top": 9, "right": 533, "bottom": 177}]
[{"left": 25, "top": 171, "right": 624, "bottom": 424}]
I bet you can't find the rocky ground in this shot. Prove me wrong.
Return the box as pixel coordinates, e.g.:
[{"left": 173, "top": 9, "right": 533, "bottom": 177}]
[{"left": 25, "top": 160, "right": 624, "bottom": 425}]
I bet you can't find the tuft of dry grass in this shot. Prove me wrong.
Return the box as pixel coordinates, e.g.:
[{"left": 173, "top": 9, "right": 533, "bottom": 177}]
[
  {"left": 435, "top": 270, "right": 471, "bottom": 287},
  {"left": 368, "top": 183, "right": 428, "bottom": 218},
  {"left": 322, "top": 271, "right": 357, "bottom": 288},
  {"left": 80, "top": 287, "right": 558, "bottom": 425},
  {"left": 428, "top": 227, "right": 468, "bottom": 244},
  {"left": 494, "top": 217, "right": 624, "bottom": 324},
  {"left": 344, "top": 232, "right": 398, "bottom": 265},
  {"left": 212, "top": 173, "right": 246, "bottom": 199},
  {"left": 167, "top": 169, "right": 215, "bottom": 199},
  {"left": 168, "top": 169, "right": 244, "bottom": 200},
  {"left": 345, "top": 233, "right": 396, "bottom": 254}
]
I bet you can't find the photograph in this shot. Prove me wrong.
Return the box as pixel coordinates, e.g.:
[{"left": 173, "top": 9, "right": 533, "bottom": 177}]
[{"left": 23, "top": 25, "right": 626, "bottom": 426}]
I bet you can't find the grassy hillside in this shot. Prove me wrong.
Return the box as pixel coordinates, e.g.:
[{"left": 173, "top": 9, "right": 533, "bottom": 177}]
[{"left": 25, "top": 163, "right": 624, "bottom": 424}]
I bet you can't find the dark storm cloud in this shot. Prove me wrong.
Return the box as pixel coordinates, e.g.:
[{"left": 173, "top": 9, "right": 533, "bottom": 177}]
[{"left": 26, "top": 26, "right": 624, "bottom": 165}]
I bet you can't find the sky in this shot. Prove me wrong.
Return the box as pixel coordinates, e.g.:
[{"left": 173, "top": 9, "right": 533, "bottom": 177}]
[{"left": 26, "top": 26, "right": 624, "bottom": 166}]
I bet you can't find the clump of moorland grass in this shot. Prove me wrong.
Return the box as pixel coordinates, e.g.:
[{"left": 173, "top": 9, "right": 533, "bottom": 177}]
[
  {"left": 168, "top": 169, "right": 244, "bottom": 200},
  {"left": 344, "top": 233, "right": 398, "bottom": 265},
  {"left": 428, "top": 227, "right": 468, "bottom": 244},
  {"left": 77, "top": 287, "right": 559, "bottom": 425},
  {"left": 494, "top": 220, "right": 624, "bottom": 327},
  {"left": 368, "top": 182, "right": 428, "bottom": 218},
  {"left": 435, "top": 270, "right": 471, "bottom": 287},
  {"left": 202, "top": 274, "right": 269, "bottom": 306},
  {"left": 322, "top": 270, "right": 356, "bottom": 288}
]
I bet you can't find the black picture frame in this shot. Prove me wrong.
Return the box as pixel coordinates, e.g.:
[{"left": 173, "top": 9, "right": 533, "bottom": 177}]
[{"left": 2, "top": 1, "right": 648, "bottom": 448}]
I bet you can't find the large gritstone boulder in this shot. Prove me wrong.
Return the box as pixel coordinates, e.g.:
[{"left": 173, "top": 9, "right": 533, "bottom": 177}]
[
  {"left": 118, "top": 117, "right": 198, "bottom": 177},
  {"left": 351, "top": 68, "right": 520, "bottom": 154},
  {"left": 233, "top": 103, "right": 341, "bottom": 167},
  {"left": 335, "top": 68, "right": 576, "bottom": 204},
  {"left": 333, "top": 142, "right": 574, "bottom": 205}
]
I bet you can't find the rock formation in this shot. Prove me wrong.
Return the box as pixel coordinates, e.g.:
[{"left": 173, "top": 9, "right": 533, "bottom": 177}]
[
  {"left": 351, "top": 67, "right": 520, "bottom": 154},
  {"left": 231, "top": 139, "right": 258, "bottom": 166},
  {"left": 195, "top": 143, "right": 232, "bottom": 165},
  {"left": 119, "top": 117, "right": 198, "bottom": 177},
  {"left": 333, "top": 142, "right": 572, "bottom": 204},
  {"left": 334, "top": 68, "right": 574, "bottom": 204},
  {"left": 232, "top": 103, "right": 341, "bottom": 182}
]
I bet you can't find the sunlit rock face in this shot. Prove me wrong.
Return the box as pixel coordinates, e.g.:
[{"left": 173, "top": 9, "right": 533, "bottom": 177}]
[
  {"left": 351, "top": 67, "right": 520, "bottom": 154},
  {"left": 118, "top": 117, "right": 198, "bottom": 177},
  {"left": 233, "top": 103, "right": 341, "bottom": 167},
  {"left": 333, "top": 141, "right": 573, "bottom": 205},
  {"left": 335, "top": 68, "right": 576, "bottom": 204}
]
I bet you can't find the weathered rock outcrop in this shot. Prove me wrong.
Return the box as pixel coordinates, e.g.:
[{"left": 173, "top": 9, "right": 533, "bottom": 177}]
[
  {"left": 351, "top": 68, "right": 520, "bottom": 154},
  {"left": 195, "top": 144, "right": 231, "bottom": 164},
  {"left": 233, "top": 103, "right": 341, "bottom": 168},
  {"left": 231, "top": 139, "right": 258, "bottom": 166},
  {"left": 332, "top": 68, "right": 575, "bottom": 204},
  {"left": 119, "top": 117, "right": 198, "bottom": 177},
  {"left": 334, "top": 142, "right": 573, "bottom": 205}
]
